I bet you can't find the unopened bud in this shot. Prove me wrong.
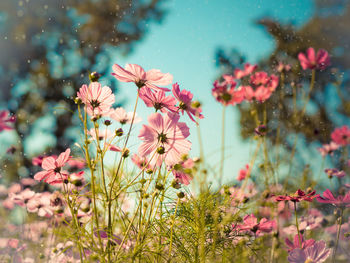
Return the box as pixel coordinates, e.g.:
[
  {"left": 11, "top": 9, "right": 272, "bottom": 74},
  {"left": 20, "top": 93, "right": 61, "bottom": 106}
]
[
  {"left": 74, "top": 97, "right": 82, "bottom": 104},
  {"left": 171, "top": 180, "right": 181, "bottom": 189},
  {"left": 155, "top": 183, "right": 164, "bottom": 191},
  {"left": 104, "top": 120, "right": 111, "bottom": 126},
  {"left": 177, "top": 191, "right": 185, "bottom": 198},
  {"left": 192, "top": 100, "right": 201, "bottom": 109},
  {"left": 89, "top": 71, "right": 101, "bottom": 82},
  {"left": 157, "top": 146, "right": 165, "bottom": 155},
  {"left": 115, "top": 128, "right": 123, "bottom": 137},
  {"left": 122, "top": 148, "right": 130, "bottom": 158}
]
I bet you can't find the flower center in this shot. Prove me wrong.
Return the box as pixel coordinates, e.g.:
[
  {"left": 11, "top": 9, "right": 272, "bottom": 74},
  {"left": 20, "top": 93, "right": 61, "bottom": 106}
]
[
  {"left": 158, "top": 133, "right": 168, "bottom": 143},
  {"left": 179, "top": 102, "right": 187, "bottom": 110},
  {"left": 154, "top": 102, "right": 163, "bottom": 110},
  {"left": 90, "top": 99, "right": 101, "bottom": 108},
  {"left": 304, "top": 258, "right": 314, "bottom": 263},
  {"left": 221, "top": 93, "right": 232, "bottom": 102},
  {"left": 54, "top": 167, "right": 61, "bottom": 174},
  {"left": 136, "top": 80, "right": 146, "bottom": 89}
]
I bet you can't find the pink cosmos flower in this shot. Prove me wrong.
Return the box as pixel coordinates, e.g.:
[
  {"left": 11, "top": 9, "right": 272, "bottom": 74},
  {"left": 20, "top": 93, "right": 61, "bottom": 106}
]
[
  {"left": 172, "top": 83, "right": 203, "bottom": 123},
  {"left": 131, "top": 154, "right": 151, "bottom": 170},
  {"left": 298, "top": 209, "right": 324, "bottom": 231},
  {"left": 212, "top": 80, "right": 246, "bottom": 106},
  {"left": 26, "top": 192, "right": 54, "bottom": 217},
  {"left": 139, "top": 87, "right": 178, "bottom": 113},
  {"left": 298, "top": 47, "right": 330, "bottom": 70},
  {"left": 34, "top": 149, "right": 70, "bottom": 185},
  {"left": 138, "top": 112, "right": 191, "bottom": 166},
  {"left": 244, "top": 72, "right": 279, "bottom": 102},
  {"left": 331, "top": 126, "right": 350, "bottom": 146},
  {"left": 237, "top": 164, "right": 249, "bottom": 181},
  {"left": 233, "top": 63, "right": 257, "bottom": 79},
  {"left": 288, "top": 241, "right": 331, "bottom": 263},
  {"left": 172, "top": 158, "right": 195, "bottom": 185},
  {"left": 285, "top": 234, "right": 315, "bottom": 252},
  {"left": 233, "top": 214, "right": 276, "bottom": 236},
  {"left": 316, "top": 189, "right": 350, "bottom": 207},
  {"left": 89, "top": 128, "right": 113, "bottom": 141},
  {"left": 109, "top": 107, "right": 142, "bottom": 125},
  {"left": 32, "top": 155, "right": 45, "bottom": 166},
  {"left": 275, "top": 189, "right": 319, "bottom": 203},
  {"left": 277, "top": 62, "right": 291, "bottom": 73},
  {"left": 67, "top": 158, "right": 85, "bottom": 170},
  {"left": 0, "top": 110, "right": 15, "bottom": 132},
  {"left": 324, "top": 168, "right": 346, "bottom": 178},
  {"left": 77, "top": 82, "right": 115, "bottom": 116},
  {"left": 9, "top": 189, "right": 36, "bottom": 207},
  {"left": 318, "top": 141, "right": 339, "bottom": 157},
  {"left": 112, "top": 63, "right": 173, "bottom": 91}
]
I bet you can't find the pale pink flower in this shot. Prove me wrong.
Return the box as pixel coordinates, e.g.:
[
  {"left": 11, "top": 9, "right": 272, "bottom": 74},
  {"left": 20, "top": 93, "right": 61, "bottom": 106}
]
[
  {"left": 285, "top": 234, "right": 315, "bottom": 252},
  {"left": 277, "top": 62, "right": 291, "bottom": 73},
  {"left": 138, "top": 112, "right": 191, "bottom": 166},
  {"left": 112, "top": 63, "right": 173, "bottom": 91},
  {"left": 8, "top": 183, "right": 22, "bottom": 194},
  {"left": 32, "top": 155, "right": 45, "bottom": 166},
  {"left": 244, "top": 72, "right": 279, "bottom": 102},
  {"left": 331, "top": 125, "right": 350, "bottom": 146},
  {"left": 131, "top": 154, "right": 150, "bottom": 170},
  {"left": 67, "top": 158, "right": 85, "bottom": 169},
  {"left": 237, "top": 164, "right": 249, "bottom": 181},
  {"left": 34, "top": 149, "right": 70, "bottom": 185},
  {"left": 77, "top": 82, "right": 115, "bottom": 116},
  {"left": 0, "top": 110, "right": 15, "bottom": 132},
  {"left": 172, "top": 83, "right": 203, "bottom": 123},
  {"left": 233, "top": 214, "right": 276, "bottom": 236},
  {"left": 318, "top": 141, "right": 339, "bottom": 157},
  {"left": 288, "top": 241, "right": 331, "bottom": 263},
  {"left": 89, "top": 128, "right": 113, "bottom": 141},
  {"left": 26, "top": 192, "right": 54, "bottom": 217},
  {"left": 298, "top": 47, "right": 330, "bottom": 70},
  {"left": 20, "top": 178, "right": 37, "bottom": 186},
  {"left": 9, "top": 189, "right": 36, "bottom": 207},
  {"left": 109, "top": 107, "right": 141, "bottom": 125},
  {"left": 324, "top": 168, "right": 346, "bottom": 178},
  {"left": 172, "top": 158, "right": 195, "bottom": 185},
  {"left": 139, "top": 87, "right": 177, "bottom": 113}
]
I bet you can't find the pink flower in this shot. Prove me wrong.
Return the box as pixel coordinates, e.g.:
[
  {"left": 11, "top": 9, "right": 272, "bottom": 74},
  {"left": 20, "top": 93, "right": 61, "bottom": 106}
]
[
  {"left": 244, "top": 72, "right": 279, "bottom": 102},
  {"left": 172, "top": 158, "right": 195, "bottom": 185},
  {"left": 34, "top": 149, "right": 70, "bottom": 185},
  {"left": 32, "top": 155, "right": 45, "bottom": 166},
  {"left": 89, "top": 128, "right": 113, "bottom": 141},
  {"left": 77, "top": 82, "right": 115, "bottom": 116},
  {"left": 277, "top": 62, "right": 291, "bottom": 73},
  {"left": 109, "top": 107, "right": 141, "bottom": 125},
  {"left": 233, "top": 214, "right": 276, "bottom": 236},
  {"left": 285, "top": 234, "right": 315, "bottom": 252},
  {"left": 131, "top": 154, "right": 150, "bottom": 170},
  {"left": 331, "top": 126, "right": 350, "bottom": 146},
  {"left": 275, "top": 189, "right": 319, "bottom": 203},
  {"left": 67, "top": 158, "right": 85, "bottom": 170},
  {"left": 172, "top": 83, "right": 203, "bottom": 123},
  {"left": 212, "top": 80, "right": 245, "bottom": 106},
  {"left": 26, "top": 192, "right": 53, "bottom": 217},
  {"left": 318, "top": 142, "right": 339, "bottom": 157},
  {"left": 233, "top": 63, "right": 257, "bottom": 79},
  {"left": 0, "top": 110, "right": 15, "bottom": 132},
  {"left": 237, "top": 164, "right": 249, "bottom": 181},
  {"left": 298, "top": 47, "right": 330, "bottom": 70},
  {"left": 288, "top": 241, "right": 331, "bottom": 263},
  {"left": 139, "top": 87, "right": 177, "bottom": 113},
  {"left": 324, "top": 168, "right": 346, "bottom": 178},
  {"left": 9, "top": 189, "right": 35, "bottom": 207},
  {"left": 316, "top": 189, "right": 350, "bottom": 207},
  {"left": 138, "top": 112, "right": 191, "bottom": 166},
  {"left": 112, "top": 63, "right": 173, "bottom": 91}
]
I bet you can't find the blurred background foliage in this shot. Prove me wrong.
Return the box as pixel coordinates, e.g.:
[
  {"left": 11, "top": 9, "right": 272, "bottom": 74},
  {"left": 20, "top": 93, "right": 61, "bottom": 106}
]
[
  {"left": 0, "top": 0, "right": 167, "bottom": 182},
  {"left": 215, "top": 0, "right": 350, "bottom": 178}
]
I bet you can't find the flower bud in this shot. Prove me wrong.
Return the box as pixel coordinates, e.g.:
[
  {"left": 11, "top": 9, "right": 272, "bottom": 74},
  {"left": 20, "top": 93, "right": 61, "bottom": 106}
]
[
  {"left": 104, "top": 120, "right": 111, "bottom": 126},
  {"left": 171, "top": 180, "right": 181, "bottom": 189},
  {"left": 155, "top": 183, "right": 164, "bottom": 191},
  {"left": 122, "top": 148, "right": 130, "bottom": 158},
  {"left": 177, "top": 191, "right": 185, "bottom": 199},
  {"left": 157, "top": 146, "right": 165, "bottom": 155},
  {"left": 89, "top": 71, "right": 101, "bottom": 82},
  {"left": 191, "top": 100, "right": 201, "bottom": 109},
  {"left": 115, "top": 128, "right": 123, "bottom": 137},
  {"left": 74, "top": 97, "right": 82, "bottom": 104}
]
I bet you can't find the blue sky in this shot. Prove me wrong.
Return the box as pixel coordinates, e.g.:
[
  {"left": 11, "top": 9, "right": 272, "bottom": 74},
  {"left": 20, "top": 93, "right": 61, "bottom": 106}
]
[
  {"left": 105, "top": 0, "right": 314, "bottom": 183},
  {"left": 0, "top": 0, "right": 314, "bottom": 182}
]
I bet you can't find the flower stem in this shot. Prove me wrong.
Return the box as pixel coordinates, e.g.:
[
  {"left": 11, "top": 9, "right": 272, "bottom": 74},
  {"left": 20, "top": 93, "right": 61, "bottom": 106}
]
[
  {"left": 219, "top": 106, "right": 226, "bottom": 186},
  {"left": 294, "top": 202, "right": 302, "bottom": 248},
  {"left": 332, "top": 208, "right": 343, "bottom": 263},
  {"left": 168, "top": 197, "right": 180, "bottom": 261}
]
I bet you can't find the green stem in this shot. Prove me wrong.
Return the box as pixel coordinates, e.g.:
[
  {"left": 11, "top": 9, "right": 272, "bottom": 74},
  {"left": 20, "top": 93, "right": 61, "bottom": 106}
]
[
  {"left": 219, "top": 106, "right": 226, "bottom": 186},
  {"left": 294, "top": 202, "right": 302, "bottom": 248},
  {"left": 168, "top": 198, "right": 180, "bottom": 261},
  {"left": 332, "top": 208, "right": 343, "bottom": 263}
]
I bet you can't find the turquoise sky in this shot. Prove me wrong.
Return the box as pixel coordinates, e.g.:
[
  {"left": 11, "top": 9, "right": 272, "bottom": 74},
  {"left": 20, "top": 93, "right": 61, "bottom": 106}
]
[
  {"left": 106, "top": 0, "right": 314, "bottom": 183},
  {"left": 0, "top": 0, "right": 314, "bottom": 182}
]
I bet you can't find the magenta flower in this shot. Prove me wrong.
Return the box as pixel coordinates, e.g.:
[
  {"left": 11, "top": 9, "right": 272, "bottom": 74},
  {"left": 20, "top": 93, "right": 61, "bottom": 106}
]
[
  {"left": 77, "top": 82, "right": 115, "bottom": 117},
  {"left": 138, "top": 112, "right": 191, "bottom": 166},
  {"left": 109, "top": 107, "right": 142, "bottom": 125},
  {"left": 317, "top": 141, "right": 339, "bottom": 157},
  {"left": 298, "top": 47, "right": 330, "bottom": 70},
  {"left": 288, "top": 241, "right": 331, "bottom": 263},
  {"left": 233, "top": 214, "right": 276, "bottom": 236},
  {"left": 233, "top": 63, "right": 257, "bottom": 79},
  {"left": 139, "top": 87, "right": 178, "bottom": 113},
  {"left": 244, "top": 72, "right": 279, "bottom": 102},
  {"left": 112, "top": 63, "right": 173, "bottom": 91},
  {"left": 285, "top": 234, "right": 315, "bottom": 252},
  {"left": 237, "top": 164, "right": 249, "bottom": 181},
  {"left": 276, "top": 62, "right": 291, "bottom": 73},
  {"left": 212, "top": 80, "right": 246, "bottom": 106},
  {"left": 172, "top": 83, "right": 203, "bottom": 123},
  {"left": 9, "top": 189, "right": 36, "bottom": 207},
  {"left": 34, "top": 149, "right": 70, "bottom": 185},
  {"left": 0, "top": 110, "right": 15, "bottom": 132},
  {"left": 275, "top": 189, "right": 319, "bottom": 203},
  {"left": 26, "top": 192, "right": 54, "bottom": 217},
  {"left": 316, "top": 189, "right": 350, "bottom": 207},
  {"left": 331, "top": 126, "right": 350, "bottom": 146}
]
